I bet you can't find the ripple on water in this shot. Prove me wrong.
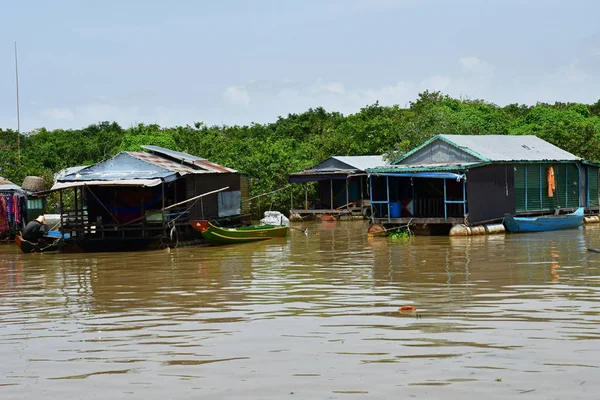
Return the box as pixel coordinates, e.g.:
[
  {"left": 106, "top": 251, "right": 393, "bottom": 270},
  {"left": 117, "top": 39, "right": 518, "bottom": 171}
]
[{"left": 1, "top": 222, "right": 600, "bottom": 398}]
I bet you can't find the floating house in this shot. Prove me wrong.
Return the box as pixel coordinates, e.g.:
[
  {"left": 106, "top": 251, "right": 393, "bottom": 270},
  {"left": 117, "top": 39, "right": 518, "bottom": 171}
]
[
  {"left": 288, "top": 155, "right": 386, "bottom": 219},
  {"left": 366, "top": 134, "right": 598, "bottom": 234},
  {"left": 50, "top": 145, "right": 247, "bottom": 250}
]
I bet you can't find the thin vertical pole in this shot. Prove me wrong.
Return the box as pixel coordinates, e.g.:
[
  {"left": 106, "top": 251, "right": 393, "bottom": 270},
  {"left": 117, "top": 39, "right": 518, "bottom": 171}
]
[
  {"left": 161, "top": 182, "right": 165, "bottom": 233},
  {"left": 59, "top": 190, "right": 64, "bottom": 239},
  {"left": 369, "top": 175, "right": 374, "bottom": 223},
  {"left": 346, "top": 177, "right": 349, "bottom": 211},
  {"left": 524, "top": 165, "right": 528, "bottom": 211},
  {"left": 14, "top": 41, "right": 21, "bottom": 166},
  {"left": 74, "top": 188, "right": 78, "bottom": 235},
  {"left": 443, "top": 179, "right": 447, "bottom": 220},
  {"left": 305, "top": 185, "right": 308, "bottom": 210},
  {"left": 565, "top": 164, "right": 568, "bottom": 207},
  {"left": 586, "top": 166, "right": 589, "bottom": 207},
  {"left": 539, "top": 165, "right": 542, "bottom": 210},
  {"left": 412, "top": 178, "right": 415, "bottom": 216},
  {"left": 330, "top": 179, "right": 333, "bottom": 211},
  {"left": 386, "top": 176, "right": 390, "bottom": 222},
  {"left": 462, "top": 178, "right": 466, "bottom": 215},
  {"left": 141, "top": 186, "right": 145, "bottom": 238},
  {"left": 360, "top": 176, "right": 364, "bottom": 202}
]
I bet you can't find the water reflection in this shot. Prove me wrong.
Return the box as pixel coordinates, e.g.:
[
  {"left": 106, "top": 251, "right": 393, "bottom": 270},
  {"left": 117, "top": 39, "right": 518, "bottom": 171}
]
[{"left": 1, "top": 222, "right": 600, "bottom": 398}]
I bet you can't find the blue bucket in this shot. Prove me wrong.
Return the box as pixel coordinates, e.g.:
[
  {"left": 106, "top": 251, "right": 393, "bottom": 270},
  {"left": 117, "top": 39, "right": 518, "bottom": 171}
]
[{"left": 389, "top": 202, "right": 402, "bottom": 218}]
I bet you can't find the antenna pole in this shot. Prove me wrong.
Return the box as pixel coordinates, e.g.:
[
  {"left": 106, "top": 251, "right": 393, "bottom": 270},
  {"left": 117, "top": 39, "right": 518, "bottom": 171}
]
[{"left": 14, "top": 41, "right": 21, "bottom": 165}]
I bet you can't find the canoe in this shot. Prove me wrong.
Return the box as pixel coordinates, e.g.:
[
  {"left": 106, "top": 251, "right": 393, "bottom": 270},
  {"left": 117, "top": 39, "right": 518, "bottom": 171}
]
[
  {"left": 503, "top": 207, "right": 584, "bottom": 233},
  {"left": 15, "top": 235, "right": 63, "bottom": 253},
  {"left": 190, "top": 220, "right": 288, "bottom": 244}
]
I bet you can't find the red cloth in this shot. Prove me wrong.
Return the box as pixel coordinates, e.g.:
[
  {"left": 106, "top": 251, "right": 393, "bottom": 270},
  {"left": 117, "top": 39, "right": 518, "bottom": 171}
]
[{"left": 0, "top": 196, "right": 9, "bottom": 234}]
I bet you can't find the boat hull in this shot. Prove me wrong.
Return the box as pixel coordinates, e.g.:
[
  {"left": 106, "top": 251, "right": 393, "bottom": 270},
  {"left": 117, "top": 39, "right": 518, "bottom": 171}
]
[
  {"left": 190, "top": 221, "right": 288, "bottom": 244},
  {"left": 503, "top": 208, "right": 584, "bottom": 233},
  {"left": 15, "top": 235, "right": 63, "bottom": 253}
]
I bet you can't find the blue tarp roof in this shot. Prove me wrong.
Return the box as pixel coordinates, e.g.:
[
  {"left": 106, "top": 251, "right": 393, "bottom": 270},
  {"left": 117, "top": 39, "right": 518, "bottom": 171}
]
[{"left": 59, "top": 152, "right": 178, "bottom": 182}]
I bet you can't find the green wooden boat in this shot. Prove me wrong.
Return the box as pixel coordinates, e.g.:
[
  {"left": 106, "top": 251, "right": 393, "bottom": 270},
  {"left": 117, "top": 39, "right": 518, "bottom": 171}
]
[
  {"left": 190, "top": 220, "right": 288, "bottom": 244},
  {"left": 15, "top": 235, "right": 63, "bottom": 254}
]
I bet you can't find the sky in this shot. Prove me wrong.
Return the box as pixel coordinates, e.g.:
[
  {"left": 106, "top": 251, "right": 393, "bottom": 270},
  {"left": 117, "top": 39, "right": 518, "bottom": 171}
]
[{"left": 0, "top": 0, "right": 599, "bottom": 132}]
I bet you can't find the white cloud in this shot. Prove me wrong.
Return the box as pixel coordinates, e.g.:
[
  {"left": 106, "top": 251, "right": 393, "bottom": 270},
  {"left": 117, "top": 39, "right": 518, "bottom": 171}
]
[
  {"left": 41, "top": 107, "right": 75, "bottom": 121},
  {"left": 459, "top": 56, "right": 495, "bottom": 76},
  {"left": 314, "top": 81, "right": 345, "bottom": 95},
  {"left": 223, "top": 85, "right": 250, "bottom": 107},
  {"left": 557, "top": 60, "right": 589, "bottom": 84}
]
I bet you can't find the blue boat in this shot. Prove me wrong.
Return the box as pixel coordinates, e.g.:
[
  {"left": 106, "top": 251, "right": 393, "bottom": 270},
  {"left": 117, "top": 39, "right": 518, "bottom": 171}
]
[{"left": 503, "top": 207, "right": 584, "bottom": 233}]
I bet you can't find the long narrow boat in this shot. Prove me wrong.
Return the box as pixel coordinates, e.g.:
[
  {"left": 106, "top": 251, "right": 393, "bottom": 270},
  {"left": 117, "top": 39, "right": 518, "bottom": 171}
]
[
  {"left": 190, "top": 220, "right": 288, "bottom": 244},
  {"left": 15, "top": 235, "right": 63, "bottom": 253},
  {"left": 503, "top": 207, "right": 584, "bottom": 233}
]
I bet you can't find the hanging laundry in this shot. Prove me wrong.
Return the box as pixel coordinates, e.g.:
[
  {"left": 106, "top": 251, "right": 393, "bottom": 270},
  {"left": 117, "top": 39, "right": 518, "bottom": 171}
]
[
  {"left": 0, "top": 196, "right": 9, "bottom": 234},
  {"left": 13, "top": 194, "right": 20, "bottom": 223},
  {"left": 6, "top": 195, "right": 13, "bottom": 222},
  {"left": 547, "top": 167, "right": 556, "bottom": 197}
]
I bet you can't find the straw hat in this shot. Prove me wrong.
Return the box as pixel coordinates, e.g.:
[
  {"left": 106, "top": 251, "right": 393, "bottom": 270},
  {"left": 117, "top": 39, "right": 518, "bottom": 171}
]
[{"left": 35, "top": 215, "right": 47, "bottom": 225}]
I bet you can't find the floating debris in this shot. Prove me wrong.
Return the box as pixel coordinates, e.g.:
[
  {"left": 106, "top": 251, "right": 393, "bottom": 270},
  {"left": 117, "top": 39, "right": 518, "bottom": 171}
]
[{"left": 398, "top": 305, "right": 417, "bottom": 314}]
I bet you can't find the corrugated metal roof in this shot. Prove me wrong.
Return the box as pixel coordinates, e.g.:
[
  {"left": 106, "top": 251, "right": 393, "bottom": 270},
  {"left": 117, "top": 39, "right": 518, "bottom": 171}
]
[
  {"left": 367, "top": 162, "right": 486, "bottom": 174},
  {"left": 292, "top": 155, "right": 387, "bottom": 176},
  {"left": 438, "top": 135, "right": 580, "bottom": 162},
  {"left": 60, "top": 152, "right": 176, "bottom": 182},
  {"left": 55, "top": 165, "right": 89, "bottom": 180},
  {"left": 192, "top": 159, "right": 236, "bottom": 173},
  {"left": 141, "top": 145, "right": 207, "bottom": 162},
  {"left": 0, "top": 176, "right": 23, "bottom": 192},
  {"left": 58, "top": 148, "right": 236, "bottom": 183},
  {"left": 332, "top": 156, "right": 387, "bottom": 170},
  {"left": 0, "top": 177, "right": 15, "bottom": 186},
  {"left": 129, "top": 152, "right": 201, "bottom": 175},
  {"left": 140, "top": 145, "right": 236, "bottom": 173},
  {"left": 50, "top": 179, "right": 162, "bottom": 191}
]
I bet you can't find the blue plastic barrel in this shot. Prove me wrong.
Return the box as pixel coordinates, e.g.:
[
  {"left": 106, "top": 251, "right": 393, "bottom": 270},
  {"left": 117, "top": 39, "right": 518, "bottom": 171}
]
[{"left": 389, "top": 202, "right": 402, "bottom": 218}]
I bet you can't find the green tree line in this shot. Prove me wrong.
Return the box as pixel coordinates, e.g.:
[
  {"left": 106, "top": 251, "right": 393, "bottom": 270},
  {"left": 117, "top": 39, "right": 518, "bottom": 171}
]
[{"left": 2, "top": 92, "right": 600, "bottom": 217}]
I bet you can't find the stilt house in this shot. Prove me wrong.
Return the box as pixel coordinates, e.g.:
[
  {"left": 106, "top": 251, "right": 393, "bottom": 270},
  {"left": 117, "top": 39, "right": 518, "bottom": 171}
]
[
  {"left": 366, "top": 135, "right": 598, "bottom": 232},
  {"left": 51, "top": 145, "right": 247, "bottom": 250},
  {"left": 288, "top": 155, "right": 386, "bottom": 218}
]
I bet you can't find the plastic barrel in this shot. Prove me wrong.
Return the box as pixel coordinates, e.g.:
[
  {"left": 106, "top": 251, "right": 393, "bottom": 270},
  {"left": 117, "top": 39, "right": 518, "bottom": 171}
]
[{"left": 389, "top": 202, "right": 402, "bottom": 218}]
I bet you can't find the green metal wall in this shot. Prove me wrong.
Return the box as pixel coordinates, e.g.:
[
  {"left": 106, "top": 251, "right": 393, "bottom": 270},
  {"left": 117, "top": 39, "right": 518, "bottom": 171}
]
[{"left": 514, "top": 163, "right": 580, "bottom": 212}]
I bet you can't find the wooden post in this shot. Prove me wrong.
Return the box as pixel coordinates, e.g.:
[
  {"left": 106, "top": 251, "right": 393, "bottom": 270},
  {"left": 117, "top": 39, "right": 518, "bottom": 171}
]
[
  {"left": 59, "top": 190, "right": 64, "bottom": 239},
  {"left": 368, "top": 175, "right": 374, "bottom": 223},
  {"left": 386, "top": 176, "right": 390, "bottom": 223},
  {"left": 74, "top": 187, "right": 78, "bottom": 235},
  {"left": 330, "top": 179, "right": 333, "bottom": 211},
  {"left": 443, "top": 179, "right": 447, "bottom": 220},
  {"left": 360, "top": 176, "right": 364, "bottom": 203},
  {"left": 161, "top": 181, "right": 166, "bottom": 238},
  {"left": 305, "top": 185, "right": 308, "bottom": 210},
  {"left": 141, "top": 186, "right": 145, "bottom": 238},
  {"left": 346, "top": 177, "right": 349, "bottom": 211}
]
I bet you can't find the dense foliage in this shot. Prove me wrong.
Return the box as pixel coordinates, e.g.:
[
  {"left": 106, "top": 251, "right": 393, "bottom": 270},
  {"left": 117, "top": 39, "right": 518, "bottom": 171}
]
[{"left": 2, "top": 92, "right": 600, "bottom": 217}]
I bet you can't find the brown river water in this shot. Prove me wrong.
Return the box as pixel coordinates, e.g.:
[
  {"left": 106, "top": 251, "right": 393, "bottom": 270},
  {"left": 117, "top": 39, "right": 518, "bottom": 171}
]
[{"left": 2, "top": 220, "right": 600, "bottom": 399}]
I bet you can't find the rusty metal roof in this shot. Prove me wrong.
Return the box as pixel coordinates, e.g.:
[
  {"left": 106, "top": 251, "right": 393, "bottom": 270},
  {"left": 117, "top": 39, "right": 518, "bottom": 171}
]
[
  {"left": 141, "top": 145, "right": 236, "bottom": 173},
  {"left": 129, "top": 152, "right": 201, "bottom": 175},
  {"left": 0, "top": 176, "right": 24, "bottom": 192},
  {"left": 58, "top": 148, "right": 236, "bottom": 184}
]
